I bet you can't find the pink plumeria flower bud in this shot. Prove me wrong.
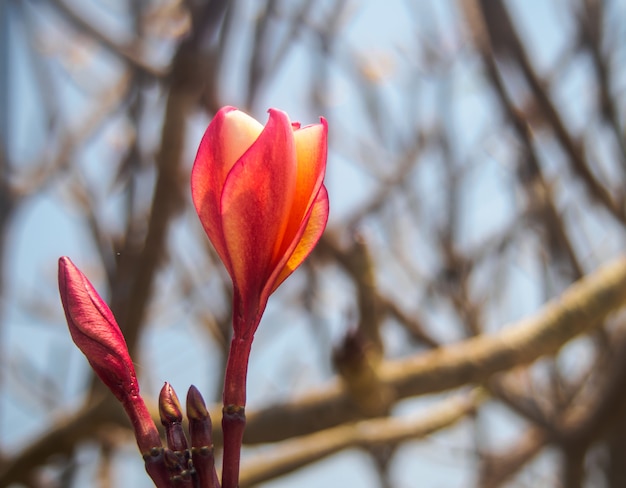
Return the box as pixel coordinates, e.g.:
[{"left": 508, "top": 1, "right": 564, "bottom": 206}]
[
  {"left": 58, "top": 256, "right": 162, "bottom": 456},
  {"left": 58, "top": 256, "right": 138, "bottom": 402}
]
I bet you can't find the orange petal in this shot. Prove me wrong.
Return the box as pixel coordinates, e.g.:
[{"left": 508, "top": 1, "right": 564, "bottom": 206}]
[
  {"left": 192, "top": 107, "right": 264, "bottom": 273},
  {"left": 269, "top": 184, "right": 329, "bottom": 295},
  {"left": 220, "top": 109, "right": 297, "bottom": 309},
  {"left": 274, "top": 118, "right": 328, "bottom": 261},
  {"left": 293, "top": 119, "right": 328, "bottom": 218}
]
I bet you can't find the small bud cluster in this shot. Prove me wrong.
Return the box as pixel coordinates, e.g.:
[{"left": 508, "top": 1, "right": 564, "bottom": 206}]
[{"left": 156, "top": 383, "right": 218, "bottom": 487}]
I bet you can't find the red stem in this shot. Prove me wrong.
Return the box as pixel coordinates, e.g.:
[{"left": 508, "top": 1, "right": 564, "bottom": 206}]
[
  {"left": 122, "top": 396, "right": 170, "bottom": 486},
  {"left": 221, "top": 334, "right": 253, "bottom": 488},
  {"left": 123, "top": 395, "right": 163, "bottom": 453}
]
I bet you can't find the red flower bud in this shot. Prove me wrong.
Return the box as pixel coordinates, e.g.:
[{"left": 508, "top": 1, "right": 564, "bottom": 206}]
[
  {"left": 191, "top": 107, "right": 329, "bottom": 335},
  {"left": 58, "top": 256, "right": 137, "bottom": 402},
  {"left": 58, "top": 256, "right": 161, "bottom": 456}
]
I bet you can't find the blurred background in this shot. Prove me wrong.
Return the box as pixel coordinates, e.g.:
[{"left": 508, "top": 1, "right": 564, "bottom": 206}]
[{"left": 2, "top": 0, "right": 626, "bottom": 486}]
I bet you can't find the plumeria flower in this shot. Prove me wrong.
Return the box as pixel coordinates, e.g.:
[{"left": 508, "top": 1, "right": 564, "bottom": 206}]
[
  {"left": 192, "top": 106, "right": 329, "bottom": 338},
  {"left": 191, "top": 106, "right": 329, "bottom": 488}
]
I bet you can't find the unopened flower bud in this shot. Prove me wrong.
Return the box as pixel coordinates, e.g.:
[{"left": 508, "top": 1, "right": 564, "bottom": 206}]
[
  {"left": 58, "top": 256, "right": 137, "bottom": 402},
  {"left": 58, "top": 257, "right": 162, "bottom": 457},
  {"left": 159, "top": 382, "right": 189, "bottom": 453},
  {"left": 187, "top": 385, "right": 218, "bottom": 488}
]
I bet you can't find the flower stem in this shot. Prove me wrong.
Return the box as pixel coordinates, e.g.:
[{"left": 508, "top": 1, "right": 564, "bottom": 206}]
[
  {"left": 221, "top": 335, "right": 252, "bottom": 488},
  {"left": 143, "top": 447, "right": 171, "bottom": 488},
  {"left": 122, "top": 396, "right": 170, "bottom": 486}
]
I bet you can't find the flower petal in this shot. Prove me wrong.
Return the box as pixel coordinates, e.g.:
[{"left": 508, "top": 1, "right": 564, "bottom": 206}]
[
  {"left": 269, "top": 184, "right": 329, "bottom": 294},
  {"left": 192, "top": 107, "right": 264, "bottom": 273},
  {"left": 220, "top": 109, "right": 297, "bottom": 310},
  {"left": 274, "top": 118, "right": 328, "bottom": 261},
  {"left": 293, "top": 119, "right": 328, "bottom": 216}
]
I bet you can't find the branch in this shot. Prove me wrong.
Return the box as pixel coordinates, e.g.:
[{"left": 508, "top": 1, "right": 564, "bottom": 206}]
[
  {"left": 239, "top": 391, "right": 480, "bottom": 487},
  {"left": 244, "top": 256, "right": 626, "bottom": 443},
  {"left": 479, "top": 427, "right": 547, "bottom": 488}
]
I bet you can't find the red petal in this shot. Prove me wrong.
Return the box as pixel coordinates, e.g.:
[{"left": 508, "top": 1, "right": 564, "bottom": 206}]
[
  {"left": 220, "top": 109, "right": 297, "bottom": 310},
  {"left": 191, "top": 107, "right": 264, "bottom": 275}
]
